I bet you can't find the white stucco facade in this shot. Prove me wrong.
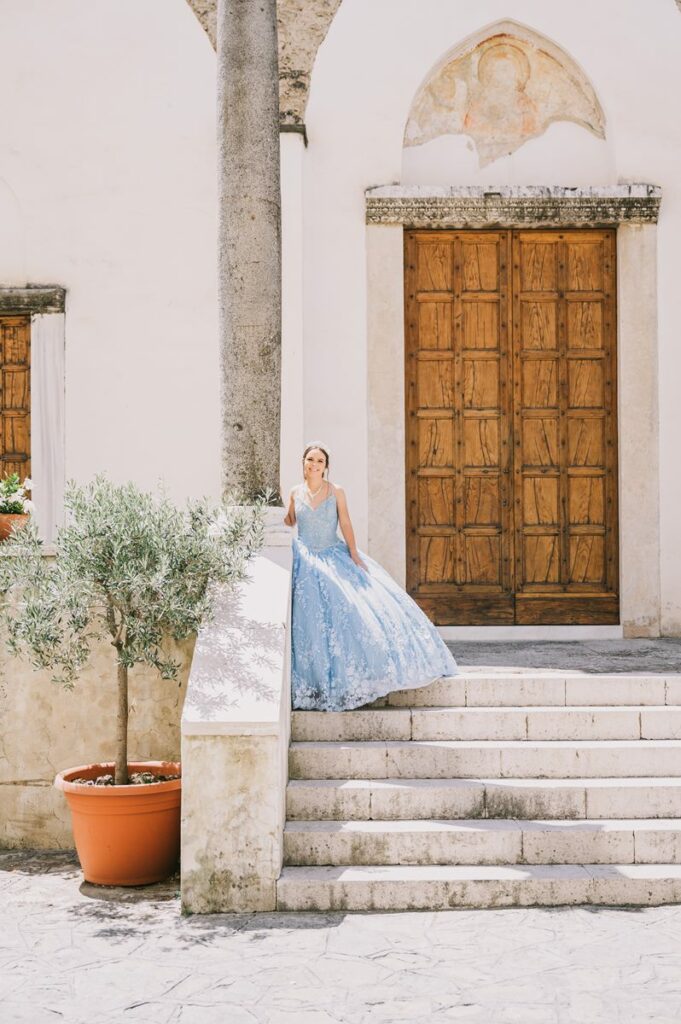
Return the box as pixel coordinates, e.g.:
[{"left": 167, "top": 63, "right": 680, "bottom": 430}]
[
  {"left": 1, "top": 0, "right": 681, "bottom": 632},
  {"left": 0, "top": 0, "right": 221, "bottom": 505}
]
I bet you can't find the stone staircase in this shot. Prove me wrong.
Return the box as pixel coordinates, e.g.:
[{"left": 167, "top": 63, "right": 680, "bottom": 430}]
[{"left": 277, "top": 668, "right": 681, "bottom": 910}]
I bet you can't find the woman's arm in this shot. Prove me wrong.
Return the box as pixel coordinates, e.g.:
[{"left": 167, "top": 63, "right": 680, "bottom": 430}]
[
  {"left": 283, "top": 488, "right": 297, "bottom": 528},
  {"left": 334, "top": 485, "right": 367, "bottom": 570}
]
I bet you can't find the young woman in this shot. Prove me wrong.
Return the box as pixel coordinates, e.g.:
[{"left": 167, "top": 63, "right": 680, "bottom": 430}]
[{"left": 284, "top": 443, "right": 457, "bottom": 711}]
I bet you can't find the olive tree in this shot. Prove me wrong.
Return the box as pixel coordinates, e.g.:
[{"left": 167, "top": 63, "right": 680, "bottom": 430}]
[{"left": 0, "top": 477, "right": 264, "bottom": 784}]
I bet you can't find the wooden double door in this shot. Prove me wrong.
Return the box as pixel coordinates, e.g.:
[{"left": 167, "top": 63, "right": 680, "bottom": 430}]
[{"left": 405, "top": 228, "right": 619, "bottom": 625}]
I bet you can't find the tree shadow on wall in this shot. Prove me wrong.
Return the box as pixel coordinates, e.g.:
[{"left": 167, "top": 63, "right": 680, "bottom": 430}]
[{"left": 183, "top": 583, "right": 286, "bottom": 722}]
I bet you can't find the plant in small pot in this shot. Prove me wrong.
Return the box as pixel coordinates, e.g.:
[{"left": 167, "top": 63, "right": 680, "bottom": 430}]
[
  {"left": 0, "top": 472, "right": 34, "bottom": 541},
  {"left": 0, "top": 477, "right": 264, "bottom": 886}
]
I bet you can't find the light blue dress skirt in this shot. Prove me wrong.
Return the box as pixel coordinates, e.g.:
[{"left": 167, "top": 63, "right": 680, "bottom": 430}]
[{"left": 291, "top": 492, "right": 457, "bottom": 711}]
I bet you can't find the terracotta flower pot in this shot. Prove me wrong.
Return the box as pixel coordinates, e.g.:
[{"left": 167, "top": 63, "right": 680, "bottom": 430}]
[
  {"left": 54, "top": 761, "right": 181, "bottom": 886},
  {"left": 0, "top": 513, "right": 29, "bottom": 541}
]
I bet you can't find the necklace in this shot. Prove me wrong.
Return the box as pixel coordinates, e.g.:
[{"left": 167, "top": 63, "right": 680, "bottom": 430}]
[{"left": 306, "top": 481, "right": 324, "bottom": 500}]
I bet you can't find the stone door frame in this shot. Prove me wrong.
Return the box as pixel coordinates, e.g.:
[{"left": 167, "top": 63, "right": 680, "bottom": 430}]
[{"left": 365, "top": 185, "right": 662, "bottom": 637}]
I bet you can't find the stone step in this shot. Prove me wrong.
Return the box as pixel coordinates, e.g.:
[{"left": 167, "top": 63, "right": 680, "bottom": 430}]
[
  {"left": 286, "top": 777, "right": 681, "bottom": 821},
  {"left": 291, "top": 706, "right": 681, "bottom": 742},
  {"left": 276, "top": 863, "right": 681, "bottom": 911},
  {"left": 289, "top": 739, "right": 681, "bottom": 780},
  {"left": 383, "top": 674, "right": 680, "bottom": 708},
  {"left": 283, "top": 818, "right": 681, "bottom": 866}
]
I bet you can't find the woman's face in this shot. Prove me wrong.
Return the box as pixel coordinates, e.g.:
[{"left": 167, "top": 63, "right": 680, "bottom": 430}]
[{"left": 303, "top": 448, "right": 327, "bottom": 480}]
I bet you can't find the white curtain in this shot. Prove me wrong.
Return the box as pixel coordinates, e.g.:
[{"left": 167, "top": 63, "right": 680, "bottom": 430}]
[{"left": 30, "top": 313, "right": 65, "bottom": 543}]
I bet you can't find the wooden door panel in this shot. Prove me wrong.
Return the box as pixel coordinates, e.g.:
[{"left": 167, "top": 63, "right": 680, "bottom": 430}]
[
  {"left": 417, "top": 243, "right": 452, "bottom": 291},
  {"left": 406, "top": 230, "right": 513, "bottom": 623},
  {"left": 463, "top": 302, "right": 498, "bottom": 348},
  {"left": 464, "top": 418, "right": 500, "bottom": 467},
  {"left": 418, "top": 359, "right": 454, "bottom": 407},
  {"left": 567, "top": 301, "right": 603, "bottom": 349},
  {"left": 521, "top": 301, "right": 557, "bottom": 349},
  {"left": 464, "top": 476, "right": 500, "bottom": 525},
  {"left": 569, "top": 535, "right": 606, "bottom": 584},
  {"left": 522, "top": 359, "right": 558, "bottom": 407},
  {"left": 456, "top": 228, "right": 510, "bottom": 600},
  {"left": 418, "top": 478, "right": 455, "bottom": 526},
  {"left": 515, "top": 595, "right": 618, "bottom": 625},
  {"left": 461, "top": 241, "right": 499, "bottom": 291},
  {"left": 568, "top": 417, "right": 604, "bottom": 466},
  {"left": 464, "top": 534, "right": 501, "bottom": 585},
  {"left": 519, "top": 240, "right": 558, "bottom": 292},
  {"left": 568, "top": 476, "right": 605, "bottom": 525},
  {"left": 406, "top": 228, "right": 618, "bottom": 625},
  {"left": 566, "top": 242, "right": 604, "bottom": 291},
  {"left": 419, "top": 536, "right": 456, "bottom": 584},
  {"left": 523, "top": 418, "right": 558, "bottom": 466},
  {"left": 513, "top": 229, "right": 618, "bottom": 625},
  {"left": 569, "top": 360, "right": 604, "bottom": 407},
  {"left": 463, "top": 359, "right": 499, "bottom": 408},
  {"left": 0, "top": 316, "right": 31, "bottom": 481},
  {"left": 419, "top": 301, "right": 452, "bottom": 349},
  {"left": 523, "top": 535, "right": 560, "bottom": 584},
  {"left": 418, "top": 417, "right": 454, "bottom": 468},
  {"left": 523, "top": 477, "right": 559, "bottom": 525}
]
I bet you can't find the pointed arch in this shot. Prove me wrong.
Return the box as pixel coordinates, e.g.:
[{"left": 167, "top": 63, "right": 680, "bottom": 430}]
[{"left": 185, "top": 0, "right": 342, "bottom": 125}]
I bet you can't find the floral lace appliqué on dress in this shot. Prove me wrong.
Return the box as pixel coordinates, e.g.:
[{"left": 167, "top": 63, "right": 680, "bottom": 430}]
[{"left": 291, "top": 492, "right": 457, "bottom": 711}]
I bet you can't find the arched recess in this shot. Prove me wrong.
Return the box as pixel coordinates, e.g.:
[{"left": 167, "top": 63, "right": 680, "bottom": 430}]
[
  {"left": 184, "top": 0, "right": 342, "bottom": 125},
  {"left": 404, "top": 19, "right": 606, "bottom": 168}
]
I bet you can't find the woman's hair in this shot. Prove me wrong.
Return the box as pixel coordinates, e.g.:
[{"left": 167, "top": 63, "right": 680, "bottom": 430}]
[{"left": 303, "top": 443, "right": 330, "bottom": 474}]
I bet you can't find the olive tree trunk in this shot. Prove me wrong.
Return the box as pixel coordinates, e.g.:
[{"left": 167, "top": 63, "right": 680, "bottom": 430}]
[
  {"left": 217, "top": 0, "right": 282, "bottom": 504},
  {"left": 115, "top": 660, "right": 129, "bottom": 786}
]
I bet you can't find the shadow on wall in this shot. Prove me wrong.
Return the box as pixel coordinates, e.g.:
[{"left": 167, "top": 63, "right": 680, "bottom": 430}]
[{"left": 184, "top": 586, "right": 283, "bottom": 721}]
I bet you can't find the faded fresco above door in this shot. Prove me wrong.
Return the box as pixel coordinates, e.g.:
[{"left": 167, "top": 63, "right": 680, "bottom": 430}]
[{"left": 405, "top": 22, "right": 605, "bottom": 168}]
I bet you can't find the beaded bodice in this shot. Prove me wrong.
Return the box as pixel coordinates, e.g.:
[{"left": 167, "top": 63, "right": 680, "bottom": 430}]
[{"left": 295, "top": 492, "right": 340, "bottom": 551}]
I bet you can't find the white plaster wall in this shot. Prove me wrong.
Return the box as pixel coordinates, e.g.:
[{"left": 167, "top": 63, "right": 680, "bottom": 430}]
[
  {"left": 304, "top": 0, "right": 681, "bottom": 630},
  {"left": 0, "top": 0, "right": 220, "bottom": 504}
]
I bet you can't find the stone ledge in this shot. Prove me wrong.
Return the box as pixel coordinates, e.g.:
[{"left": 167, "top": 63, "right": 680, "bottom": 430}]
[
  {"left": 180, "top": 556, "right": 290, "bottom": 737},
  {"left": 181, "top": 509, "right": 292, "bottom": 738},
  {"left": 0, "top": 287, "right": 66, "bottom": 315},
  {"left": 365, "top": 185, "right": 661, "bottom": 228},
  {"left": 180, "top": 509, "right": 292, "bottom": 913}
]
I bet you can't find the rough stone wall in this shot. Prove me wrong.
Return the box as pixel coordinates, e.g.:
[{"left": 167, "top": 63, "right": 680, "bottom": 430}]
[
  {"left": 185, "top": 0, "right": 342, "bottom": 124},
  {"left": 0, "top": 637, "right": 193, "bottom": 849}
]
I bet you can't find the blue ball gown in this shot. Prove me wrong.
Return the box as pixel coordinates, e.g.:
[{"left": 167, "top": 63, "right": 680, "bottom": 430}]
[{"left": 291, "top": 490, "right": 457, "bottom": 711}]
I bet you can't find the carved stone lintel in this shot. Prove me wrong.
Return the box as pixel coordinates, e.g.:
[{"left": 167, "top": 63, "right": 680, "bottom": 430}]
[
  {"left": 0, "top": 287, "right": 66, "bottom": 315},
  {"left": 365, "top": 185, "right": 661, "bottom": 228}
]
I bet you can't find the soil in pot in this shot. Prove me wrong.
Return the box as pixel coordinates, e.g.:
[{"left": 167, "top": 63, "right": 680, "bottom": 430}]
[{"left": 54, "top": 760, "right": 181, "bottom": 886}]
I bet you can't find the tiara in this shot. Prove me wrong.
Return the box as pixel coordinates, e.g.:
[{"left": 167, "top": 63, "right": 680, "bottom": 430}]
[{"left": 304, "top": 441, "right": 330, "bottom": 456}]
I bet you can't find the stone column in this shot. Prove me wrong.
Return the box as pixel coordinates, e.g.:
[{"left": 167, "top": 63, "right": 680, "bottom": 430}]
[
  {"left": 217, "top": 0, "right": 282, "bottom": 503},
  {"left": 617, "top": 224, "right": 661, "bottom": 636}
]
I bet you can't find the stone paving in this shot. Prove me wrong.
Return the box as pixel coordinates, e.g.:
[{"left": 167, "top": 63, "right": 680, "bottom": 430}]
[
  {"left": 445, "top": 638, "right": 681, "bottom": 674},
  {"left": 2, "top": 850, "right": 681, "bottom": 1023}
]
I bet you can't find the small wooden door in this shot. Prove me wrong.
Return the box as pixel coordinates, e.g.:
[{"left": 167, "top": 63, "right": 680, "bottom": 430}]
[{"left": 405, "top": 229, "right": 619, "bottom": 625}]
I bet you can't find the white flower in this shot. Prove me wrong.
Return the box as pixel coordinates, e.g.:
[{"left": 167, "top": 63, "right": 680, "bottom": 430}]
[
  {"left": 22, "top": 477, "right": 32, "bottom": 490},
  {"left": 22, "top": 499, "right": 35, "bottom": 513}
]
